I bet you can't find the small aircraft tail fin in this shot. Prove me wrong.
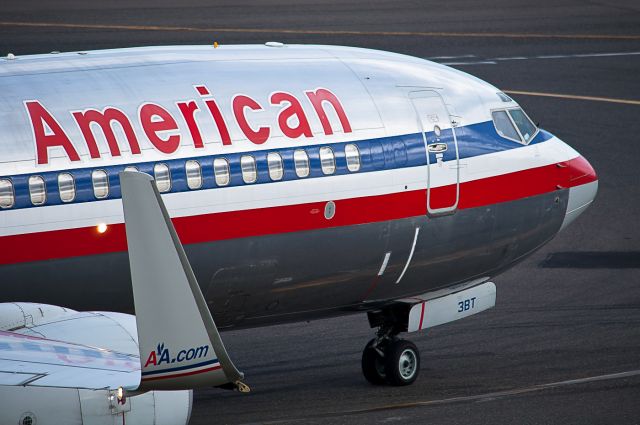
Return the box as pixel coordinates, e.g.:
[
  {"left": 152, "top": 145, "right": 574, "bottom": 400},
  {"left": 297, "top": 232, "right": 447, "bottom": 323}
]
[{"left": 120, "top": 171, "right": 247, "bottom": 392}]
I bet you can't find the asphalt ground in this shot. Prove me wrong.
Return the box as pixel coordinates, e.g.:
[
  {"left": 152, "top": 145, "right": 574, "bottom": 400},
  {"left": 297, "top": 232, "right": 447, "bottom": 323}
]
[{"left": 1, "top": 1, "right": 639, "bottom": 424}]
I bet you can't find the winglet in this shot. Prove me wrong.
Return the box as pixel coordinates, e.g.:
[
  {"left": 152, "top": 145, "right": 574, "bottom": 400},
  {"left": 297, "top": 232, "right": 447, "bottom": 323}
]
[{"left": 120, "top": 171, "right": 247, "bottom": 392}]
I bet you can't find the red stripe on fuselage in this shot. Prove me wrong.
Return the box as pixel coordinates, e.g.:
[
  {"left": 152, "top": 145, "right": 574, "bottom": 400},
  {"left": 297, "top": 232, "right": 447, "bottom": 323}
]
[
  {"left": 454, "top": 155, "right": 597, "bottom": 210},
  {"left": 418, "top": 302, "right": 426, "bottom": 330},
  {"left": 0, "top": 157, "right": 596, "bottom": 266}
]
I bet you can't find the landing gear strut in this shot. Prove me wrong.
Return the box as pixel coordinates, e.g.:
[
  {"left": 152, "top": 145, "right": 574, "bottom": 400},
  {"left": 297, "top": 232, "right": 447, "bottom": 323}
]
[{"left": 361, "top": 322, "right": 420, "bottom": 386}]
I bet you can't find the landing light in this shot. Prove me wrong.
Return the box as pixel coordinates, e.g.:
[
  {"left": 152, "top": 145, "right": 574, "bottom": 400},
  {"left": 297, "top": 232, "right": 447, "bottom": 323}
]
[
  {"left": 109, "top": 386, "right": 128, "bottom": 411},
  {"left": 97, "top": 223, "right": 108, "bottom": 234}
]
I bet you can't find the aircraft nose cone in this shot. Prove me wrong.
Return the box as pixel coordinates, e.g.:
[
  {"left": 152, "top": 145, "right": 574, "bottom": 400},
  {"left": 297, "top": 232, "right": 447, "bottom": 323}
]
[{"left": 560, "top": 156, "right": 598, "bottom": 230}]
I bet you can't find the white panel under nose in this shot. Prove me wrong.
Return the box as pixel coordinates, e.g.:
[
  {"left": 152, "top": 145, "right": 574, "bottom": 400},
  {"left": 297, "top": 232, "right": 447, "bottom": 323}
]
[{"left": 561, "top": 180, "right": 598, "bottom": 231}]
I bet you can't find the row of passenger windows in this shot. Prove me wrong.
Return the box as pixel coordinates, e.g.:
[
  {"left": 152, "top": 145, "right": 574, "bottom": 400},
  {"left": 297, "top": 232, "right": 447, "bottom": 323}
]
[{"left": 0, "top": 144, "right": 362, "bottom": 209}]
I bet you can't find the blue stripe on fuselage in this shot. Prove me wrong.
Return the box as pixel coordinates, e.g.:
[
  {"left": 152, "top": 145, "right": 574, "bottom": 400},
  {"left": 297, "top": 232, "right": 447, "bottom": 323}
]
[{"left": 0, "top": 121, "right": 553, "bottom": 211}]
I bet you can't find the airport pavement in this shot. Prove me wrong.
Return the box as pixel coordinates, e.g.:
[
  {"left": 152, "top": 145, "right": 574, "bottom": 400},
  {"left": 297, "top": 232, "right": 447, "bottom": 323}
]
[{"left": 1, "top": 1, "right": 639, "bottom": 423}]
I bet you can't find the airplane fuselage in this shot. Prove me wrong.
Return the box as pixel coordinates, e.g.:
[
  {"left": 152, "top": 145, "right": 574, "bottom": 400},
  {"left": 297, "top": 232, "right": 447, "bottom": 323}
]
[{"left": 0, "top": 44, "right": 597, "bottom": 329}]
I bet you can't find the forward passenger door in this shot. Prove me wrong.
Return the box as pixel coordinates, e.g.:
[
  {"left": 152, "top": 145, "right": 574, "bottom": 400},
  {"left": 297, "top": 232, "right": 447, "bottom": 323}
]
[{"left": 409, "top": 90, "right": 460, "bottom": 215}]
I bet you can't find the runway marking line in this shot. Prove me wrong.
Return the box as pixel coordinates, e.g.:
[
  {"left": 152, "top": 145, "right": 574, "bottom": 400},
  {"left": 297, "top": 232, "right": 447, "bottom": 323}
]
[
  {"left": 438, "top": 51, "right": 640, "bottom": 66},
  {"left": 505, "top": 90, "right": 640, "bottom": 106},
  {"left": 495, "top": 51, "right": 640, "bottom": 61},
  {"left": 442, "top": 60, "right": 497, "bottom": 65},
  {"left": 1, "top": 21, "right": 640, "bottom": 40},
  {"left": 256, "top": 369, "right": 640, "bottom": 424}
]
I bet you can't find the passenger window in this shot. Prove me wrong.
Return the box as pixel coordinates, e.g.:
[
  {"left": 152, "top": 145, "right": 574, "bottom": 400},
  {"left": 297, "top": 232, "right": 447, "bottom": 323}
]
[
  {"left": 119, "top": 166, "right": 139, "bottom": 186},
  {"left": 92, "top": 170, "right": 109, "bottom": 199},
  {"left": 0, "top": 179, "right": 15, "bottom": 209},
  {"left": 241, "top": 155, "right": 257, "bottom": 184},
  {"left": 492, "top": 110, "right": 521, "bottom": 142},
  {"left": 154, "top": 163, "right": 171, "bottom": 193},
  {"left": 294, "top": 149, "right": 310, "bottom": 178},
  {"left": 345, "top": 144, "right": 361, "bottom": 172},
  {"left": 185, "top": 160, "right": 203, "bottom": 190},
  {"left": 508, "top": 108, "right": 537, "bottom": 143},
  {"left": 29, "top": 175, "right": 47, "bottom": 206},
  {"left": 267, "top": 152, "right": 284, "bottom": 181},
  {"left": 58, "top": 173, "right": 76, "bottom": 203},
  {"left": 319, "top": 147, "right": 336, "bottom": 175},
  {"left": 213, "top": 158, "right": 230, "bottom": 186}
]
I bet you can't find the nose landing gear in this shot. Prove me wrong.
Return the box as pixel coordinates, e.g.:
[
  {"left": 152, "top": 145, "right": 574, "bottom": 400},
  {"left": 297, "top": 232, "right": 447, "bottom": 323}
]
[
  {"left": 360, "top": 281, "right": 498, "bottom": 386},
  {"left": 361, "top": 324, "right": 420, "bottom": 386}
]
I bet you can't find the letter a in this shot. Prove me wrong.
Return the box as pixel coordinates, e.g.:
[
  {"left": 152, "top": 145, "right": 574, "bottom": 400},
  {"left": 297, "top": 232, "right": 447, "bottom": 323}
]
[
  {"left": 158, "top": 348, "right": 171, "bottom": 365},
  {"left": 25, "top": 101, "right": 81, "bottom": 165},
  {"left": 270, "top": 92, "right": 312, "bottom": 139},
  {"left": 144, "top": 350, "right": 157, "bottom": 367}
]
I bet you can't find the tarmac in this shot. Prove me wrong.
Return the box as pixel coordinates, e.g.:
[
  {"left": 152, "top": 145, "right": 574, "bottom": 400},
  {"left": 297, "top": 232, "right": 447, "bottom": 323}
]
[{"left": 1, "top": 1, "right": 639, "bottom": 423}]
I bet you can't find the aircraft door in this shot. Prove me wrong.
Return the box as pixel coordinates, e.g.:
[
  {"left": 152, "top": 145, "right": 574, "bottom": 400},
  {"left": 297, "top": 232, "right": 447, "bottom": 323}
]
[{"left": 409, "top": 91, "right": 460, "bottom": 215}]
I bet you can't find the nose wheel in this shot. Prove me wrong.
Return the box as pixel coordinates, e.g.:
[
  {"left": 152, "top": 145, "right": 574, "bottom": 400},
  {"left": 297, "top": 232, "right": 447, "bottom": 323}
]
[
  {"left": 362, "top": 338, "right": 387, "bottom": 384},
  {"left": 362, "top": 338, "right": 420, "bottom": 386}
]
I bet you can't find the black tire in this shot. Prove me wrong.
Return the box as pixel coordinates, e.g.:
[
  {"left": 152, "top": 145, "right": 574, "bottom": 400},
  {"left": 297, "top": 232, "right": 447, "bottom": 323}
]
[
  {"left": 383, "top": 339, "right": 420, "bottom": 386},
  {"left": 361, "top": 338, "right": 386, "bottom": 385}
]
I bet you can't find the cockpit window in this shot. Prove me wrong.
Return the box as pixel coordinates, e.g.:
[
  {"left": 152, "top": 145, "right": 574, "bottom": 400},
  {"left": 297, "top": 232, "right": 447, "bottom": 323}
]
[
  {"left": 496, "top": 92, "right": 513, "bottom": 102},
  {"left": 492, "top": 107, "right": 538, "bottom": 144},
  {"left": 492, "top": 110, "right": 521, "bottom": 142},
  {"left": 508, "top": 109, "right": 537, "bottom": 143}
]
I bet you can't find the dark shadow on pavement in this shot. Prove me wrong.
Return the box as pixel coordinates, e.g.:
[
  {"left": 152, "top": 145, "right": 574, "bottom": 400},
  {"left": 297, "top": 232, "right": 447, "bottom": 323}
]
[{"left": 540, "top": 252, "right": 640, "bottom": 269}]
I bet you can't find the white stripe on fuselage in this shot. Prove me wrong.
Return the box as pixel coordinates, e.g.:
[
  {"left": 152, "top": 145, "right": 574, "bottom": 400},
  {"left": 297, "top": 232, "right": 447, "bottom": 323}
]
[{"left": 0, "top": 136, "right": 578, "bottom": 237}]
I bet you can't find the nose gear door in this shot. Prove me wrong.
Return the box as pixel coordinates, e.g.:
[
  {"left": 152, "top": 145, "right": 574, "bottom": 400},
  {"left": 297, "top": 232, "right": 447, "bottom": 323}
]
[{"left": 409, "top": 91, "right": 460, "bottom": 215}]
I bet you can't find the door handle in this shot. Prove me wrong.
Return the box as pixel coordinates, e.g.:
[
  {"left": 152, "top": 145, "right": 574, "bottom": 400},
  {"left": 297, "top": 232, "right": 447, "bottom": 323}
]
[{"left": 427, "top": 143, "right": 448, "bottom": 153}]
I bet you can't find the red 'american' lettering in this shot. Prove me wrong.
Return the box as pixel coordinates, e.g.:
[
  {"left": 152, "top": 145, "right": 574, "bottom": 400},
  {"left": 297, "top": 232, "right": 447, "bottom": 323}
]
[{"left": 25, "top": 86, "right": 352, "bottom": 165}]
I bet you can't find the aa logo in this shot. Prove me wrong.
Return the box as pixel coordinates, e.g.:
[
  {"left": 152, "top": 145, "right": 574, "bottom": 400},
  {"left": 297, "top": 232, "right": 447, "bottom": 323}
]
[{"left": 144, "top": 342, "right": 209, "bottom": 367}]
